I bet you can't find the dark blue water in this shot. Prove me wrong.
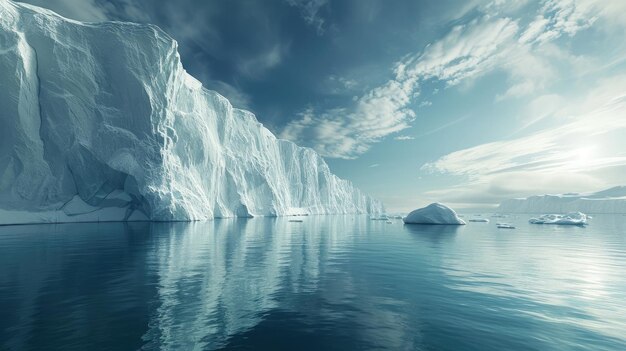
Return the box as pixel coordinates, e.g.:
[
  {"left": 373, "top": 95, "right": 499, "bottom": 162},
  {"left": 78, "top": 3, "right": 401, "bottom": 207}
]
[{"left": 1, "top": 215, "right": 626, "bottom": 350}]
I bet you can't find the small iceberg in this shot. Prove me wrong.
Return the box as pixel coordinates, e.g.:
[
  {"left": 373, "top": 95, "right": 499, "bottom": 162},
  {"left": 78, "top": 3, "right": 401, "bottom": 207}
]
[
  {"left": 469, "top": 218, "right": 489, "bottom": 223},
  {"left": 289, "top": 219, "right": 304, "bottom": 223},
  {"left": 529, "top": 212, "right": 588, "bottom": 226},
  {"left": 497, "top": 223, "right": 516, "bottom": 229},
  {"left": 371, "top": 215, "right": 390, "bottom": 220},
  {"left": 403, "top": 203, "right": 466, "bottom": 225}
]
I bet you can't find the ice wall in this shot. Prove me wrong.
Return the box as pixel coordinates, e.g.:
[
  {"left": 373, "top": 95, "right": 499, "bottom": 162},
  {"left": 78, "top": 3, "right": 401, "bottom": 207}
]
[{"left": 0, "top": 0, "right": 383, "bottom": 225}]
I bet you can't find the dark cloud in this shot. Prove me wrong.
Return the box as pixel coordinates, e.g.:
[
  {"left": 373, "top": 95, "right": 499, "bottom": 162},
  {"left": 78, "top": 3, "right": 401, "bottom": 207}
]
[{"left": 15, "top": 0, "right": 468, "bottom": 140}]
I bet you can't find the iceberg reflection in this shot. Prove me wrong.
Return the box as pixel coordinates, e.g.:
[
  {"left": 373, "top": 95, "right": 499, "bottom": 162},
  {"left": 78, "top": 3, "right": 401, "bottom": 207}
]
[{"left": 141, "top": 215, "right": 381, "bottom": 349}]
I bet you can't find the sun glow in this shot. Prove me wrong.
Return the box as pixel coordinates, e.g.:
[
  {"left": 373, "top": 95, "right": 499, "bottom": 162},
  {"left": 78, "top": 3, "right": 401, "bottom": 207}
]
[{"left": 563, "top": 145, "right": 599, "bottom": 171}]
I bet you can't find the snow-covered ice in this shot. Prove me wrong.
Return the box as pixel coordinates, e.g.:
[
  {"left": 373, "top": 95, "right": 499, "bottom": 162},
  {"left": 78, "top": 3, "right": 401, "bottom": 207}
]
[
  {"left": 0, "top": 0, "right": 383, "bottom": 225},
  {"left": 403, "top": 203, "right": 466, "bottom": 225},
  {"left": 498, "top": 187, "right": 626, "bottom": 214},
  {"left": 529, "top": 212, "right": 588, "bottom": 226}
]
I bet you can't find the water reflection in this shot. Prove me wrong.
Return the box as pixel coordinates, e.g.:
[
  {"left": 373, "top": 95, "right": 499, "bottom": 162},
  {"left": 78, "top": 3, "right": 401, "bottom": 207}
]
[
  {"left": 1, "top": 215, "right": 626, "bottom": 350},
  {"left": 137, "top": 216, "right": 364, "bottom": 349},
  {"left": 0, "top": 222, "right": 155, "bottom": 350},
  {"left": 403, "top": 224, "right": 462, "bottom": 243}
]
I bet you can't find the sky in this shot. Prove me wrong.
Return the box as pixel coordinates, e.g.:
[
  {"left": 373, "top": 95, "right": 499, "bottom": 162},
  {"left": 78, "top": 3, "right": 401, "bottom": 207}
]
[{"left": 18, "top": 0, "right": 626, "bottom": 212}]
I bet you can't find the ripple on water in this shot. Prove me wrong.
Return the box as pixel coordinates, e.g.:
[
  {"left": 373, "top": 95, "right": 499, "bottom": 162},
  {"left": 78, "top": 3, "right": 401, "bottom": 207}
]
[{"left": 0, "top": 215, "right": 625, "bottom": 350}]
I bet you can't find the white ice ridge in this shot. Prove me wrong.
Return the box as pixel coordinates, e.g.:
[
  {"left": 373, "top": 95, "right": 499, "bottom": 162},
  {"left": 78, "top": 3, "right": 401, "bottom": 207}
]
[
  {"left": 497, "top": 186, "right": 626, "bottom": 214},
  {"left": 529, "top": 212, "right": 588, "bottom": 226},
  {"left": 0, "top": 0, "right": 384, "bottom": 225},
  {"left": 403, "top": 203, "right": 466, "bottom": 225}
]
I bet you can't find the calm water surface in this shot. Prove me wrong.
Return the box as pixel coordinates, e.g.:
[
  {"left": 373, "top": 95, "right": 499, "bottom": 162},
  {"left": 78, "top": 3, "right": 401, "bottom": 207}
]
[{"left": 1, "top": 215, "right": 626, "bottom": 350}]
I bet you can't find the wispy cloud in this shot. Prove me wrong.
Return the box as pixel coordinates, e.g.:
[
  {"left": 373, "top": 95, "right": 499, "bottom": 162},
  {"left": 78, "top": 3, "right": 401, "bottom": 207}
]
[
  {"left": 280, "top": 13, "right": 518, "bottom": 158},
  {"left": 422, "top": 74, "right": 626, "bottom": 204},
  {"left": 417, "top": 114, "right": 471, "bottom": 138},
  {"left": 418, "top": 101, "right": 432, "bottom": 108},
  {"left": 280, "top": 78, "right": 417, "bottom": 158},
  {"left": 18, "top": 0, "right": 109, "bottom": 21},
  {"left": 396, "top": 16, "right": 519, "bottom": 86},
  {"left": 285, "top": 0, "right": 329, "bottom": 35},
  {"left": 277, "top": 10, "right": 514, "bottom": 158},
  {"left": 282, "top": 0, "right": 624, "bottom": 159},
  {"left": 236, "top": 43, "right": 289, "bottom": 79},
  {"left": 326, "top": 75, "right": 359, "bottom": 94},
  {"left": 394, "top": 136, "right": 414, "bottom": 141}
]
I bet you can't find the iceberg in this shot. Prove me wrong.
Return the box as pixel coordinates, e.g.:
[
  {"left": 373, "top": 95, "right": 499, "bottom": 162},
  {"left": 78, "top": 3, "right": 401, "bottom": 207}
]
[
  {"left": 497, "top": 186, "right": 626, "bottom": 214},
  {"left": 403, "top": 203, "right": 466, "bottom": 225},
  {"left": 0, "top": 0, "right": 383, "bottom": 225},
  {"left": 529, "top": 212, "right": 588, "bottom": 226}
]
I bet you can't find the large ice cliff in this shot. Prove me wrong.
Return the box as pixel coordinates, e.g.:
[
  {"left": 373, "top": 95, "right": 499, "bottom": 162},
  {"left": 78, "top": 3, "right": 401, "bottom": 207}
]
[
  {"left": 0, "top": 0, "right": 383, "bottom": 225},
  {"left": 497, "top": 187, "right": 626, "bottom": 214}
]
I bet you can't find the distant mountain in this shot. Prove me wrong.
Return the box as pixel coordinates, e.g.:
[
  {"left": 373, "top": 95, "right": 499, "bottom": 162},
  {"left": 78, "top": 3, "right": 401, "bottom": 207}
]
[{"left": 497, "top": 187, "right": 626, "bottom": 214}]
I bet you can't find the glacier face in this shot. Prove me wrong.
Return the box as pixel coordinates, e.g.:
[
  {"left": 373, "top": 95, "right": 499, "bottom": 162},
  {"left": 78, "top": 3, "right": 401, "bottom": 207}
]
[
  {"left": 497, "top": 187, "right": 626, "bottom": 214},
  {"left": 0, "top": 0, "right": 383, "bottom": 225}
]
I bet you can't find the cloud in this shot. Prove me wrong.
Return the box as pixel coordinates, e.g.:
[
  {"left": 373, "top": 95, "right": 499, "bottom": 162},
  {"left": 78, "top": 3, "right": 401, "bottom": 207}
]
[
  {"left": 396, "top": 16, "right": 519, "bottom": 86},
  {"left": 394, "top": 136, "right": 414, "bottom": 141},
  {"left": 518, "top": 0, "right": 626, "bottom": 44},
  {"left": 537, "top": 0, "right": 597, "bottom": 40},
  {"left": 417, "top": 114, "right": 471, "bottom": 138},
  {"left": 409, "top": 0, "right": 625, "bottom": 108},
  {"left": 326, "top": 75, "right": 359, "bottom": 94},
  {"left": 280, "top": 14, "right": 520, "bottom": 158},
  {"left": 236, "top": 43, "right": 289, "bottom": 79},
  {"left": 280, "top": 0, "right": 621, "bottom": 158},
  {"left": 285, "top": 0, "right": 329, "bottom": 34},
  {"left": 519, "top": 15, "right": 550, "bottom": 44},
  {"left": 17, "top": 0, "right": 109, "bottom": 22},
  {"left": 422, "top": 170, "right": 604, "bottom": 207},
  {"left": 418, "top": 101, "right": 432, "bottom": 108},
  {"left": 280, "top": 78, "right": 417, "bottom": 158},
  {"left": 422, "top": 75, "right": 626, "bottom": 204}
]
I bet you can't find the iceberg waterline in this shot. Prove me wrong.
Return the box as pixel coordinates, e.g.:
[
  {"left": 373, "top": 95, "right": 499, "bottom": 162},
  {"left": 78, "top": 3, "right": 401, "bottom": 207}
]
[{"left": 0, "top": 0, "right": 383, "bottom": 225}]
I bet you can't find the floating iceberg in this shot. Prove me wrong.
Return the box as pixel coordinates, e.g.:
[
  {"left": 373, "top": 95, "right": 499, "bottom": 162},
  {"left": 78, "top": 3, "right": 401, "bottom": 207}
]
[
  {"left": 0, "top": 0, "right": 383, "bottom": 225},
  {"left": 468, "top": 218, "right": 489, "bottom": 223},
  {"left": 403, "top": 203, "right": 466, "bottom": 225},
  {"left": 497, "top": 186, "right": 626, "bottom": 214},
  {"left": 529, "top": 212, "right": 588, "bottom": 226}
]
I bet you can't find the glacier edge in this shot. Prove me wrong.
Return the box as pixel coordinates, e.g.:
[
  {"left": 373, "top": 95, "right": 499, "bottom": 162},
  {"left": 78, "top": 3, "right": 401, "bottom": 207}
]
[{"left": 0, "top": 0, "right": 384, "bottom": 225}]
